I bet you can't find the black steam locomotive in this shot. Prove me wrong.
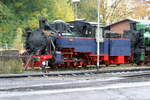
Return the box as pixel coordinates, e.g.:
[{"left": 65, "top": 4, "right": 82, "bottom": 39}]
[{"left": 23, "top": 18, "right": 150, "bottom": 68}]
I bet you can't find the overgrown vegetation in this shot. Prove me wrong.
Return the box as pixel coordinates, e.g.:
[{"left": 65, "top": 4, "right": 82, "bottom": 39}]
[
  {"left": 0, "top": 57, "right": 24, "bottom": 74},
  {"left": 0, "top": 0, "right": 74, "bottom": 49}
]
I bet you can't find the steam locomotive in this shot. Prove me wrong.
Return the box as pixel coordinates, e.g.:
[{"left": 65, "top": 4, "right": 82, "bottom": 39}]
[
  {"left": 22, "top": 18, "right": 150, "bottom": 68},
  {"left": 123, "top": 23, "right": 150, "bottom": 65}
]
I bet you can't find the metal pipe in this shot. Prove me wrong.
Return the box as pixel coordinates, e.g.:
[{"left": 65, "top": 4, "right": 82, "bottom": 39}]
[{"left": 96, "top": 0, "right": 100, "bottom": 71}]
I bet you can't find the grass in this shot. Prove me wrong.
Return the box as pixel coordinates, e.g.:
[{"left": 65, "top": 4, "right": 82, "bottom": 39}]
[{"left": 0, "top": 57, "right": 24, "bottom": 74}]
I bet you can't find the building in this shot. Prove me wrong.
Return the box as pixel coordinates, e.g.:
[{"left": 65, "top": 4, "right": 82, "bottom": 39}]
[{"left": 105, "top": 18, "right": 150, "bottom": 35}]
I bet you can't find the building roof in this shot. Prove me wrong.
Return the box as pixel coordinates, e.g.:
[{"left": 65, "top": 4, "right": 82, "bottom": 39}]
[
  {"left": 106, "top": 18, "right": 150, "bottom": 28},
  {"left": 129, "top": 18, "right": 150, "bottom": 24}
]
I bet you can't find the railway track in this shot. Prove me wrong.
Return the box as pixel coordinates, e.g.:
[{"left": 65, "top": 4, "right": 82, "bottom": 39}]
[{"left": 1, "top": 67, "right": 150, "bottom": 78}]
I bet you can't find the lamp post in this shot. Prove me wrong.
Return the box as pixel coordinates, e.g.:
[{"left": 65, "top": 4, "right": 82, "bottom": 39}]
[{"left": 96, "top": 0, "right": 103, "bottom": 71}]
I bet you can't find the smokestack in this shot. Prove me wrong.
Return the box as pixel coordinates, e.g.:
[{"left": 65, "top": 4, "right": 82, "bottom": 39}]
[{"left": 39, "top": 18, "right": 47, "bottom": 29}]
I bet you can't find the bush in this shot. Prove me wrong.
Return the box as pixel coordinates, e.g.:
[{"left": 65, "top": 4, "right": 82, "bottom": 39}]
[{"left": 0, "top": 56, "right": 24, "bottom": 74}]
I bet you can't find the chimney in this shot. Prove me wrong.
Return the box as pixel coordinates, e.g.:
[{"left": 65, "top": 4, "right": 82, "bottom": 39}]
[{"left": 39, "top": 18, "right": 47, "bottom": 29}]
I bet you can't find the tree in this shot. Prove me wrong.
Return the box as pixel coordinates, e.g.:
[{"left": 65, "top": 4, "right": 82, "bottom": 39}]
[
  {"left": 13, "top": 28, "right": 23, "bottom": 50},
  {"left": 0, "top": 0, "right": 75, "bottom": 49},
  {"left": 52, "top": 0, "right": 75, "bottom": 21},
  {"left": 0, "top": 1, "right": 16, "bottom": 44},
  {"left": 76, "top": 0, "right": 149, "bottom": 24},
  {"left": 76, "top": 0, "right": 132, "bottom": 24},
  {"left": 131, "top": 0, "right": 150, "bottom": 19},
  {"left": 0, "top": 0, "right": 55, "bottom": 46}
]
